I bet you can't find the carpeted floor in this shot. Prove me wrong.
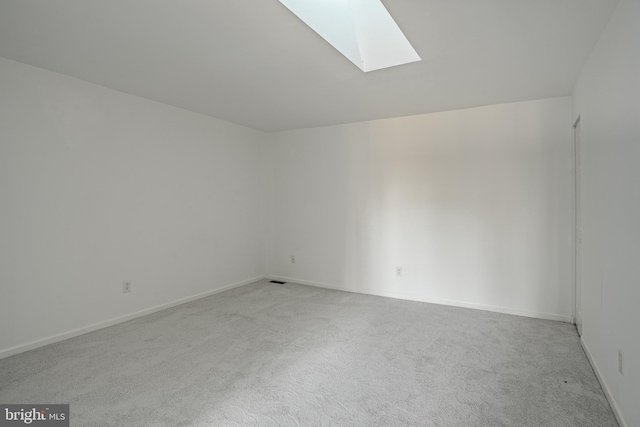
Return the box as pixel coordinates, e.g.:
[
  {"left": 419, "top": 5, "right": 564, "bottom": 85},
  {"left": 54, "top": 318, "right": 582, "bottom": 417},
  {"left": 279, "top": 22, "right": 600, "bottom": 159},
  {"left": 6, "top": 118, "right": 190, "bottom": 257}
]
[{"left": 0, "top": 280, "right": 618, "bottom": 426}]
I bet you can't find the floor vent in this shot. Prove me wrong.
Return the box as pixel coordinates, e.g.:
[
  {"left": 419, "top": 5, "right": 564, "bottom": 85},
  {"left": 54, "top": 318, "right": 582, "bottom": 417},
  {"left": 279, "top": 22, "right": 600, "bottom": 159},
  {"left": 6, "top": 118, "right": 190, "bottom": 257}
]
[{"left": 269, "top": 280, "right": 286, "bottom": 284}]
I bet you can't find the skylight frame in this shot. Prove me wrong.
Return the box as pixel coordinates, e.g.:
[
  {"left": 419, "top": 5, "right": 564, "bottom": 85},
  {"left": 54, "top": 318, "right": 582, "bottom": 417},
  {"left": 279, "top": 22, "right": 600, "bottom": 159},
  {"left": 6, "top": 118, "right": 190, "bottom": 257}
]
[{"left": 279, "top": 0, "right": 421, "bottom": 72}]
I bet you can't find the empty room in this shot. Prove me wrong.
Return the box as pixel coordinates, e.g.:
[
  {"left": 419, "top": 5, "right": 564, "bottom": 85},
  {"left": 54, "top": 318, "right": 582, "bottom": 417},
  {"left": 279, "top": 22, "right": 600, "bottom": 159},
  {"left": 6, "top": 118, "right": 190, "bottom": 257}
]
[{"left": 1, "top": 0, "right": 638, "bottom": 426}]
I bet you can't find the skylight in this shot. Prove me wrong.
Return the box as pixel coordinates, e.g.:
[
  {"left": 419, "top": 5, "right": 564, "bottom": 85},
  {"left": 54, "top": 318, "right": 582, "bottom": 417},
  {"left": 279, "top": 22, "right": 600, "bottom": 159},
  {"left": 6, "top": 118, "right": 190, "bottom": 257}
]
[{"left": 279, "top": 0, "right": 421, "bottom": 72}]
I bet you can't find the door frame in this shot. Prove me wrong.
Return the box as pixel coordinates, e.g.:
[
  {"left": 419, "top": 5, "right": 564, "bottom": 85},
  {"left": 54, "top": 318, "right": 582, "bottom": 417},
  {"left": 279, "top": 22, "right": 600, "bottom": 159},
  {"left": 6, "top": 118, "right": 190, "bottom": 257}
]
[{"left": 572, "top": 116, "right": 582, "bottom": 334}]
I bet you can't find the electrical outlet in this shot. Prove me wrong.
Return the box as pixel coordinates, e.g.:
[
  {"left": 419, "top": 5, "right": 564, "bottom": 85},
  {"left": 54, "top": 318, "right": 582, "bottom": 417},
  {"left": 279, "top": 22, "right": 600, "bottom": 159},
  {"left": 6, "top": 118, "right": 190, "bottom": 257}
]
[
  {"left": 618, "top": 349, "right": 624, "bottom": 375},
  {"left": 291, "top": 255, "right": 295, "bottom": 264},
  {"left": 123, "top": 280, "right": 131, "bottom": 293},
  {"left": 396, "top": 266, "right": 402, "bottom": 277}
]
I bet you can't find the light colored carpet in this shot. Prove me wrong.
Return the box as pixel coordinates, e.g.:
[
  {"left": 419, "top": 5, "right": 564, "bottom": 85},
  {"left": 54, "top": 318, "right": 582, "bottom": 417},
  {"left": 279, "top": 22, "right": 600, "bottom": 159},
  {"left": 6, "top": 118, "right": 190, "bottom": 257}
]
[{"left": 0, "top": 280, "right": 618, "bottom": 426}]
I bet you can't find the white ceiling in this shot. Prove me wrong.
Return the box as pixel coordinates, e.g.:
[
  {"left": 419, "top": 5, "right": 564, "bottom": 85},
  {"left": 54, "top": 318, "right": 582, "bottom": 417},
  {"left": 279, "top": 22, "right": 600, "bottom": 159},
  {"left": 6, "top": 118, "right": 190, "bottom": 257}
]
[{"left": 0, "top": 0, "right": 618, "bottom": 132}]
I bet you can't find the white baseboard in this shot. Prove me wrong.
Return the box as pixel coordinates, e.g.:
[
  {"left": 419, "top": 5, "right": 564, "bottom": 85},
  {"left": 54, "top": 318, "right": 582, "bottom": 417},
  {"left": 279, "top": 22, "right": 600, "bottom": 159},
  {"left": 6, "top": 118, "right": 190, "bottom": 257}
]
[
  {"left": 581, "top": 338, "right": 628, "bottom": 427},
  {"left": 0, "top": 275, "right": 265, "bottom": 360},
  {"left": 268, "top": 275, "right": 572, "bottom": 323}
]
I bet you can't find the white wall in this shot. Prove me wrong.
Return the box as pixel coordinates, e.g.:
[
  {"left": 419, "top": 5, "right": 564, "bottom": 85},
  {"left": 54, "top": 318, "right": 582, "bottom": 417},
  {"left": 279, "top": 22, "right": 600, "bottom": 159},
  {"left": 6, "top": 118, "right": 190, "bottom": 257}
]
[
  {"left": 265, "top": 97, "right": 574, "bottom": 321},
  {"left": 0, "top": 58, "right": 265, "bottom": 356},
  {"left": 572, "top": 1, "right": 640, "bottom": 425}
]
